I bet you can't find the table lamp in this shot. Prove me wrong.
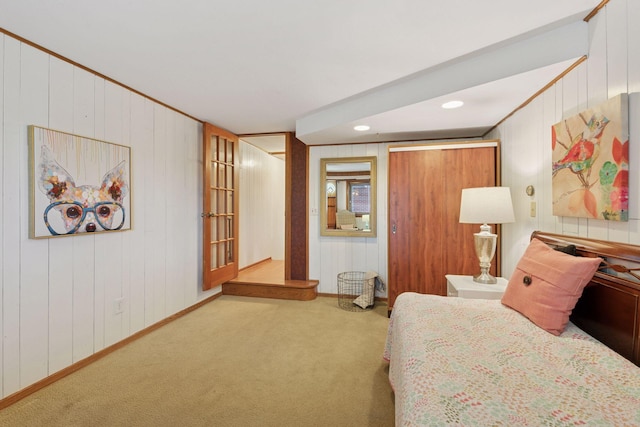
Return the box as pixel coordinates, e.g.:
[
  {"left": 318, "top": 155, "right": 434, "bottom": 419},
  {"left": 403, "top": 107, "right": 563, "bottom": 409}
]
[{"left": 459, "top": 187, "right": 515, "bottom": 284}]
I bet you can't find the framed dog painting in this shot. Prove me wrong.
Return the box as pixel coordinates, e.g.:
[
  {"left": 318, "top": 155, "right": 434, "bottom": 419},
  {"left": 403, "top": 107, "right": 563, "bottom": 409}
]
[{"left": 29, "top": 126, "right": 131, "bottom": 238}]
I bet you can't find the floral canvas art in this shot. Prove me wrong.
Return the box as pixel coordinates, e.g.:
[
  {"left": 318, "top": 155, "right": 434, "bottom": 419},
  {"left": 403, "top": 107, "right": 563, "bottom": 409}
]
[
  {"left": 29, "top": 126, "right": 131, "bottom": 238},
  {"left": 551, "top": 94, "right": 629, "bottom": 221}
]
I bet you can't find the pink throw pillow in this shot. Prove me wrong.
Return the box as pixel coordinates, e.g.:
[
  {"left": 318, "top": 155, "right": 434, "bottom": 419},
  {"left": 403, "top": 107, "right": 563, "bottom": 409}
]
[{"left": 501, "top": 238, "right": 601, "bottom": 335}]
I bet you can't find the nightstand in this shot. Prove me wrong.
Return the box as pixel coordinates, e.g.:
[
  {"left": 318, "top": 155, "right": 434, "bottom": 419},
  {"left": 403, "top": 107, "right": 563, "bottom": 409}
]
[{"left": 446, "top": 274, "right": 508, "bottom": 300}]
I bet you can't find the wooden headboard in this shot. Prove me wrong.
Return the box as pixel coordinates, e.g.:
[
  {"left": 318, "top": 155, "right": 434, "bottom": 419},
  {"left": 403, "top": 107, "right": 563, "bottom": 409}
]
[{"left": 531, "top": 231, "right": 640, "bottom": 366}]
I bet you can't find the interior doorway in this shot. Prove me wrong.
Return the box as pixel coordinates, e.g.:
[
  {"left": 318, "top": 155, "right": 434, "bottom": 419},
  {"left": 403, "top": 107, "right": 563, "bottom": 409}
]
[
  {"left": 223, "top": 133, "right": 318, "bottom": 299},
  {"left": 237, "top": 134, "right": 286, "bottom": 281}
]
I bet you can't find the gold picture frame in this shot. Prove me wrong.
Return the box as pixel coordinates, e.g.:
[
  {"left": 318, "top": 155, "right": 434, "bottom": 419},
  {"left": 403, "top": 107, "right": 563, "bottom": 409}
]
[
  {"left": 29, "top": 125, "right": 132, "bottom": 238},
  {"left": 320, "top": 156, "right": 377, "bottom": 237}
]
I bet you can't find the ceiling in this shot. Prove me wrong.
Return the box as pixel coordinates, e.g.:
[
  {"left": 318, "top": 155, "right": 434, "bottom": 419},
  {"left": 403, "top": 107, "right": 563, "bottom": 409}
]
[{"left": 0, "top": 0, "right": 602, "bottom": 149}]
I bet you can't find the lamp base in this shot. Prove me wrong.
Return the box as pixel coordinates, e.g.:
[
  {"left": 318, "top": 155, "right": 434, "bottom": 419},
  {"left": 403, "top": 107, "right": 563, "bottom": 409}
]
[
  {"left": 473, "top": 272, "right": 498, "bottom": 284},
  {"left": 473, "top": 227, "right": 498, "bottom": 285}
]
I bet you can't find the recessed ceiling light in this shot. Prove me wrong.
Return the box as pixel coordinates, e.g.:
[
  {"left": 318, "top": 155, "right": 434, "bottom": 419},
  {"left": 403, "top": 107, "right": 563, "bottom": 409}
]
[
  {"left": 353, "top": 125, "right": 370, "bottom": 131},
  {"left": 442, "top": 100, "right": 464, "bottom": 109}
]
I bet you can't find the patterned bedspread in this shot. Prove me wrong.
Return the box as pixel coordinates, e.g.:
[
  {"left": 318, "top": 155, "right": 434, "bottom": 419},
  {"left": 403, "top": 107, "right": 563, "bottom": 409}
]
[{"left": 383, "top": 292, "right": 640, "bottom": 426}]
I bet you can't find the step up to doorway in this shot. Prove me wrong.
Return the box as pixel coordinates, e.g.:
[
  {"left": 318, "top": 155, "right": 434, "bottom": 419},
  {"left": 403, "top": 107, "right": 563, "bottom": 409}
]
[{"left": 222, "top": 279, "right": 319, "bottom": 301}]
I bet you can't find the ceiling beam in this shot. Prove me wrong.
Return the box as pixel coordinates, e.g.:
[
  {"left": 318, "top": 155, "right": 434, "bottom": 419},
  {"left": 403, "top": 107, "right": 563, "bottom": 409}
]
[{"left": 295, "top": 13, "right": 589, "bottom": 141}]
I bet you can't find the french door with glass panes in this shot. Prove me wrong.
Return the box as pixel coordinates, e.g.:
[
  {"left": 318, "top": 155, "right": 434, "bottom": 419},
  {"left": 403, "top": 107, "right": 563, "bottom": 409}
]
[{"left": 202, "top": 123, "right": 239, "bottom": 290}]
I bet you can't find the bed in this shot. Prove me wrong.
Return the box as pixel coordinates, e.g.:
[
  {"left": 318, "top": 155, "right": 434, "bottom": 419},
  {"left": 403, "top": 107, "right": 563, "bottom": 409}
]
[{"left": 383, "top": 231, "right": 640, "bottom": 426}]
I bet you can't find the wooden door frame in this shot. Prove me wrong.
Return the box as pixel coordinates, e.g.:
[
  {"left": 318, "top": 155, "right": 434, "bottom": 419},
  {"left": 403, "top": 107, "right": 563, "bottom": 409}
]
[
  {"left": 284, "top": 132, "right": 310, "bottom": 281},
  {"left": 228, "top": 131, "right": 309, "bottom": 283}
]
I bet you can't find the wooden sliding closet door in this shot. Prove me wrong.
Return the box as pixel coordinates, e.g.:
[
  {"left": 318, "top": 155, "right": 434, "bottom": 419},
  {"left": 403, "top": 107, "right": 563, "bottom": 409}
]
[
  {"left": 388, "top": 148, "right": 445, "bottom": 300},
  {"left": 388, "top": 142, "right": 498, "bottom": 311}
]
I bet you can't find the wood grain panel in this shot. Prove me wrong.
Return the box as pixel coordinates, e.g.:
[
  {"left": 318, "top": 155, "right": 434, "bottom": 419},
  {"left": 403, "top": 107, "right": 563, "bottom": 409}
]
[
  {"left": 152, "top": 104, "right": 168, "bottom": 323},
  {"left": 99, "top": 232, "right": 124, "bottom": 348},
  {"left": 1, "top": 34, "right": 23, "bottom": 397},
  {"left": 532, "top": 230, "right": 640, "bottom": 365},
  {"left": 487, "top": 1, "right": 640, "bottom": 277},
  {"left": 0, "top": 34, "right": 5, "bottom": 394},
  {"left": 628, "top": 0, "right": 640, "bottom": 247},
  {"left": 19, "top": 43, "right": 51, "bottom": 389},
  {"left": 142, "top": 100, "right": 157, "bottom": 327},
  {"left": 183, "top": 118, "right": 201, "bottom": 305},
  {"left": 72, "top": 232, "right": 96, "bottom": 362},
  {"left": 114, "top": 87, "right": 133, "bottom": 343},
  {"left": 607, "top": 0, "right": 635, "bottom": 245},
  {"left": 48, "top": 56, "right": 75, "bottom": 374},
  {"left": 540, "top": 88, "right": 559, "bottom": 234},
  {"left": 389, "top": 149, "right": 446, "bottom": 306},
  {"left": 410, "top": 150, "right": 444, "bottom": 295},
  {"left": 238, "top": 141, "right": 285, "bottom": 268},
  {"left": 71, "top": 64, "right": 99, "bottom": 362},
  {"left": 327, "top": 196, "right": 336, "bottom": 229},
  {"left": 91, "top": 77, "right": 108, "bottom": 351},
  {"left": 103, "top": 82, "right": 127, "bottom": 348},
  {"left": 126, "top": 93, "right": 148, "bottom": 338},
  {"left": 307, "top": 143, "right": 385, "bottom": 295},
  {"left": 388, "top": 143, "right": 497, "bottom": 311},
  {"left": 286, "top": 133, "right": 308, "bottom": 280},
  {"left": 223, "top": 281, "right": 318, "bottom": 301},
  {"left": 387, "top": 151, "right": 411, "bottom": 306},
  {"left": 442, "top": 147, "right": 498, "bottom": 278},
  {"left": 0, "top": 32, "right": 204, "bottom": 401},
  {"left": 572, "top": 281, "right": 638, "bottom": 363},
  {"left": 166, "top": 113, "right": 186, "bottom": 316}
]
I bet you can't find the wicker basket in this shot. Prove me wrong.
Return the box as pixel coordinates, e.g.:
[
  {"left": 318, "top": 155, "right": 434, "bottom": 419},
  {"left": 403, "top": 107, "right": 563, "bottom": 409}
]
[{"left": 337, "top": 271, "right": 375, "bottom": 311}]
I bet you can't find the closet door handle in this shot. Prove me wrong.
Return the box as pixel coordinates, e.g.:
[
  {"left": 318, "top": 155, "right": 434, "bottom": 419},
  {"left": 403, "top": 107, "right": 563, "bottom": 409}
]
[{"left": 392, "top": 223, "right": 397, "bottom": 234}]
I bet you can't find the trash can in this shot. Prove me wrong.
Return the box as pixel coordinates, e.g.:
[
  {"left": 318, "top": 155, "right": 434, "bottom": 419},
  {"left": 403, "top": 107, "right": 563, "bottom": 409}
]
[{"left": 337, "top": 271, "right": 376, "bottom": 311}]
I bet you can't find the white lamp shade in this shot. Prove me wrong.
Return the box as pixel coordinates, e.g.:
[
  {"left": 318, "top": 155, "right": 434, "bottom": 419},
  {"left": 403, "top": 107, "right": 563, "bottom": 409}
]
[{"left": 459, "top": 187, "right": 515, "bottom": 225}]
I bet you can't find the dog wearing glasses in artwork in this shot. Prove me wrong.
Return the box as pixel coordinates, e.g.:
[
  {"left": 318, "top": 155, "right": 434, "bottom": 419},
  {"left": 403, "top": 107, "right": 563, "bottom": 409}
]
[{"left": 38, "top": 146, "right": 129, "bottom": 235}]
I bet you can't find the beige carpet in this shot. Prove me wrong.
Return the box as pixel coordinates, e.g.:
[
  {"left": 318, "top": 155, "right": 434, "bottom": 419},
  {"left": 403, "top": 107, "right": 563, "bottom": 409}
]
[{"left": 0, "top": 295, "right": 395, "bottom": 426}]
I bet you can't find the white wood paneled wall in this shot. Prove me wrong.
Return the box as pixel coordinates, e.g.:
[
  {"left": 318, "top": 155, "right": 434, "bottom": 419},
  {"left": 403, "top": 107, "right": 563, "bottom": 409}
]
[
  {"left": 309, "top": 143, "right": 389, "bottom": 296},
  {"left": 309, "top": 2, "right": 639, "bottom": 295},
  {"left": 238, "top": 141, "right": 285, "bottom": 267},
  {"left": 0, "top": 34, "right": 209, "bottom": 399},
  {"left": 489, "top": 0, "right": 640, "bottom": 278}
]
